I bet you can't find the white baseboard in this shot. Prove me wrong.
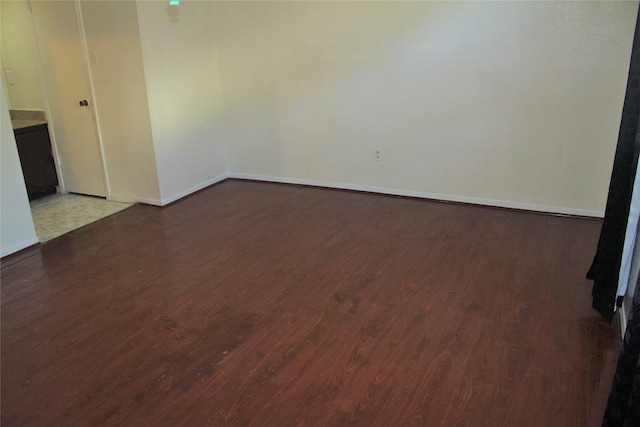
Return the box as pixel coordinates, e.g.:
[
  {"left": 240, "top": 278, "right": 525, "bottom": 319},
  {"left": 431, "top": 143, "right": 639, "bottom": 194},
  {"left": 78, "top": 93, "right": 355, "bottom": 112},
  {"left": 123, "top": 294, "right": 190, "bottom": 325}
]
[
  {"left": 159, "top": 172, "right": 229, "bottom": 206},
  {"left": 107, "top": 193, "right": 138, "bottom": 204},
  {"left": 107, "top": 192, "right": 163, "bottom": 206},
  {"left": 134, "top": 196, "right": 163, "bottom": 207},
  {"left": 228, "top": 173, "right": 604, "bottom": 218},
  {"left": 126, "top": 171, "right": 604, "bottom": 217},
  {"left": 1, "top": 236, "right": 39, "bottom": 258}
]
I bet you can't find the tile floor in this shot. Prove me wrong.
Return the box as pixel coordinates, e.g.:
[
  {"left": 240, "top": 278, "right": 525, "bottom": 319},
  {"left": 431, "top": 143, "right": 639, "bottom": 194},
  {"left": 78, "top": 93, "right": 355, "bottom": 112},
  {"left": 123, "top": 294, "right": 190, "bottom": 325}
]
[{"left": 30, "top": 193, "right": 133, "bottom": 242}]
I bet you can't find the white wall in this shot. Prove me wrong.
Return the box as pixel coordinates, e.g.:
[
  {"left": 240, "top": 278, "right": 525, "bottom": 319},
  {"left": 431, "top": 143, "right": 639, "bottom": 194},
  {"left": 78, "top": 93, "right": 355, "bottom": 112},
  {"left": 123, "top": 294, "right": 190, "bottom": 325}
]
[
  {"left": 0, "top": 84, "right": 38, "bottom": 256},
  {"left": 136, "top": 0, "right": 227, "bottom": 204},
  {"left": 2, "top": 1, "right": 637, "bottom": 257},
  {"left": 0, "top": 0, "right": 44, "bottom": 111},
  {"left": 215, "top": 1, "right": 637, "bottom": 216},
  {"left": 0, "top": 2, "right": 38, "bottom": 257},
  {"left": 80, "top": 0, "right": 161, "bottom": 204}
]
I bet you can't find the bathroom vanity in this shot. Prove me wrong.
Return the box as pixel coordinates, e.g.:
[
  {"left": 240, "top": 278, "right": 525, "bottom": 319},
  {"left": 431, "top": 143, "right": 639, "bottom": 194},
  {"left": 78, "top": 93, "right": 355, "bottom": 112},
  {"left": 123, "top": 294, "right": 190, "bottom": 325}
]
[{"left": 12, "top": 112, "right": 58, "bottom": 200}]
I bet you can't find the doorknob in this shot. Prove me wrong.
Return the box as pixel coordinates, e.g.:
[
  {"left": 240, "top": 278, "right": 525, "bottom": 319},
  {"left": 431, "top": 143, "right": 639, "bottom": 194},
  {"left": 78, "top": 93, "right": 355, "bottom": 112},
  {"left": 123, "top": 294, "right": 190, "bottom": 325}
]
[{"left": 79, "top": 99, "right": 89, "bottom": 107}]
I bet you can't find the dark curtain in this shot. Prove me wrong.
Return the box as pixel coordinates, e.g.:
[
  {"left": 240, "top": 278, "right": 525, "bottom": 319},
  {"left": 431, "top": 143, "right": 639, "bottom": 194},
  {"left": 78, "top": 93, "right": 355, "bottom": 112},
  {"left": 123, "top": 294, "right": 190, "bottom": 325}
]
[
  {"left": 587, "top": 8, "right": 640, "bottom": 322},
  {"left": 587, "top": 6, "right": 640, "bottom": 427}
]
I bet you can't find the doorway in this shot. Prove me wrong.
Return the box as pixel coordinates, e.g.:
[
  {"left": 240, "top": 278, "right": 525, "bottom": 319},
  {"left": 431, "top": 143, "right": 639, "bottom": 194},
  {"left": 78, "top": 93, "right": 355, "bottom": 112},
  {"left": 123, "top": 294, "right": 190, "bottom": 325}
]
[{"left": 1, "top": 0, "right": 118, "bottom": 242}]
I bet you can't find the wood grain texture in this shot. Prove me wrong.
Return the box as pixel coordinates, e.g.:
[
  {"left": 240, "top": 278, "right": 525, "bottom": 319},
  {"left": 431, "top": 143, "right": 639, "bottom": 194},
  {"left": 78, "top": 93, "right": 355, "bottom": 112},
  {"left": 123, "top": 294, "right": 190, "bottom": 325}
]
[{"left": 1, "top": 180, "right": 620, "bottom": 426}]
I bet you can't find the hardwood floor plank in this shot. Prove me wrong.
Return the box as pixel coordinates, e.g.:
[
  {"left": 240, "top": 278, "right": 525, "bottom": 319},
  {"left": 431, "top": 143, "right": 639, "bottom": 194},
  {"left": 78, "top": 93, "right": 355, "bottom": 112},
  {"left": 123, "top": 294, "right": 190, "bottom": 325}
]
[{"left": 1, "top": 180, "right": 619, "bottom": 426}]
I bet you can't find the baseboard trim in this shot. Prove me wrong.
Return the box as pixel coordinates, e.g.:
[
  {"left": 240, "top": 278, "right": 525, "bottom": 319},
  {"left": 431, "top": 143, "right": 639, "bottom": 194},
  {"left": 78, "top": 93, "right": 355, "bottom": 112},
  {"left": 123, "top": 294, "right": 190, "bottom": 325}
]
[
  {"left": 1, "top": 236, "right": 40, "bottom": 258},
  {"left": 107, "top": 193, "right": 139, "bottom": 204},
  {"left": 228, "top": 173, "right": 604, "bottom": 218},
  {"left": 159, "top": 172, "right": 229, "bottom": 206},
  {"left": 135, "top": 197, "right": 163, "bottom": 207}
]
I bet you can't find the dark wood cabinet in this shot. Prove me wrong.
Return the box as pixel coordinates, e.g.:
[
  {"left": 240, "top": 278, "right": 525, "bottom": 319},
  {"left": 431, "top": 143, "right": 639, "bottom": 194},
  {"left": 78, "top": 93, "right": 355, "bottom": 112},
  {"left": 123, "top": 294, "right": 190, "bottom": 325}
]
[{"left": 14, "top": 124, "right": 58, "bottom": 200}]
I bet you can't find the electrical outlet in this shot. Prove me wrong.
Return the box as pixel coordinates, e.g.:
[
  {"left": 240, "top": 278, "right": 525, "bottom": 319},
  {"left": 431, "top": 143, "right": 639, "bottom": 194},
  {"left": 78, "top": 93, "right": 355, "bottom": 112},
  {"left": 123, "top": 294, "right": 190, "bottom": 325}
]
[{"left": 374, "top": 149, "right": 382, "bottom": 161}]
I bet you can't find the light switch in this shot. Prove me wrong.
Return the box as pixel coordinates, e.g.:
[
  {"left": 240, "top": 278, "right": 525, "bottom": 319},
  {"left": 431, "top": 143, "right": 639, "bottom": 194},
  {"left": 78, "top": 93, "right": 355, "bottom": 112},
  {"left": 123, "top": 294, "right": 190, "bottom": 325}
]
[{"left": 5, "top": 70, "right": 15, "bottom": 85}]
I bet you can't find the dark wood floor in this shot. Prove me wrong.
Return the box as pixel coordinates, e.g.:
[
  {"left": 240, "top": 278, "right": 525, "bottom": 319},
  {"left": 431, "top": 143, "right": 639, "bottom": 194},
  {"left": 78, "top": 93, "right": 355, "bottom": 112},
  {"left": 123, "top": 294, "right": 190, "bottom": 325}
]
[{"left": 1, "top": 180, "right": 620, "bottom": 426}]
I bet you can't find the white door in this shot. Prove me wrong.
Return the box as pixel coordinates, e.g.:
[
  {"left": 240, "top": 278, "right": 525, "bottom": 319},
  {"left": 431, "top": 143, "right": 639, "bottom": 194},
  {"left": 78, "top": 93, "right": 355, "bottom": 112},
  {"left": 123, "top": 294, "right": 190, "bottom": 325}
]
[{"left": 30, "top": 0, "right": 106, "bottom": 197}]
